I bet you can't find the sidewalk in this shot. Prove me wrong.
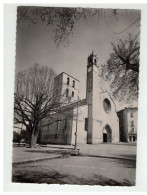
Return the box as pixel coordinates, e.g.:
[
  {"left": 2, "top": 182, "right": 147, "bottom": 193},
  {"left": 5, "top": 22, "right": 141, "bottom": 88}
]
[
  {"left": 43, "top": 144, "right": 74, "bottom": 149},
  {"left": 12, "top": 146, "right": 73, "bottom": 164}
]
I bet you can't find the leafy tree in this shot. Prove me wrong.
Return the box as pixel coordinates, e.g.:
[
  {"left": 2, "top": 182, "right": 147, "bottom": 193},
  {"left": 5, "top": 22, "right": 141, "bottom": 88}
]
[
  {"left": 102, "top": 33, "right": 140, "bottom": 102},
  {"left": 14, "top": 64, "right": 69, "bottom": 148},
  {"left": 17, "top": 6, "right": 140, "bottom": 47}
]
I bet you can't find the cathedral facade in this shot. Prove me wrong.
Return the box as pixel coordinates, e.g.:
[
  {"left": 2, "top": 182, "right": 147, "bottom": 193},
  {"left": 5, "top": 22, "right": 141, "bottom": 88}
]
[{"left": 39, "top": 52, "right": 120, "bottom": 145}]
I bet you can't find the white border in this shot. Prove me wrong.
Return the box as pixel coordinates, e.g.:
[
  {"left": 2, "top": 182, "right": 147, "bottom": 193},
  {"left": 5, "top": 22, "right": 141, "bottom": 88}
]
[{"left": 2, "top": 1, "right": 147, "bottom": 192}]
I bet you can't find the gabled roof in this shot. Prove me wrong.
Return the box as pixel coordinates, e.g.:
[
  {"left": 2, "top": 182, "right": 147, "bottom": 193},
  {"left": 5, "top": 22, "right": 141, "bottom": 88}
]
[{"left": 100, "top": 90, "right": 117, "bottom": 112}]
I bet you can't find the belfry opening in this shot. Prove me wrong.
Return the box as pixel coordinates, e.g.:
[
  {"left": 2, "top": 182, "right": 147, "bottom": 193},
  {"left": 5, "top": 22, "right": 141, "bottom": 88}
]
[{"left": 103, "top": 125, "right": 112, "bottom": 143}]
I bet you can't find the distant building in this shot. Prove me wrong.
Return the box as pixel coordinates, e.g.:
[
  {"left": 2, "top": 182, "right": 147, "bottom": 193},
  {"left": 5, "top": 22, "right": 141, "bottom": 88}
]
[
  {"left": 39, "top": 51, "right": 120, "bottom": 145},
  {"left": 117, "top": 108, "right": 138, "bottom": 142}
]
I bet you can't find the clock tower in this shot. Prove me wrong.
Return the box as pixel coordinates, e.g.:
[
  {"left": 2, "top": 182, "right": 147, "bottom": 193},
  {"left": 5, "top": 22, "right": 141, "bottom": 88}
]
[{"left": 86, "top": 51, "right": 102, "bottom": 144}]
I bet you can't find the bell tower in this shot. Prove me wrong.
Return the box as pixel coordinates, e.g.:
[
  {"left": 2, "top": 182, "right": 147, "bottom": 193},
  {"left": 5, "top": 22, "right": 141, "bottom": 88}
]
[{"left": 86, "top": 51, "right": 102, "bottom": 144}]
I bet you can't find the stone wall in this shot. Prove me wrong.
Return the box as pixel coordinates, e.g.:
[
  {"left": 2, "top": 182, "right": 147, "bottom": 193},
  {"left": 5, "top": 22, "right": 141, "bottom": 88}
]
[
  {"left": 39, "top": 108, "right": 74, "bottom": 145},
  {"left": 71, "top": 104, "right": 88, "bottom": 145}
]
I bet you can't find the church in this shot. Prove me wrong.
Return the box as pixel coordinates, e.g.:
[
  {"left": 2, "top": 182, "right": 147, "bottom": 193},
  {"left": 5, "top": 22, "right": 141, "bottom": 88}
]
[{"left": 39, "top": 52, "right": 120, "bottom": 145}]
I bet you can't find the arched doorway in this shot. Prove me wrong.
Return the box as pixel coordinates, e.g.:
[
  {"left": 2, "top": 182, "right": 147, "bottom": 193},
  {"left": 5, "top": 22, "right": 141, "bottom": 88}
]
[{"left": 103, "top": 125, "right": 112, "bottom": 143}]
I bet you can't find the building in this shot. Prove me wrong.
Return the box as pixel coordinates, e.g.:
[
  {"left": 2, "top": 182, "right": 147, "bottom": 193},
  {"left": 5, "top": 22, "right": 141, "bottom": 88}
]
[
  {"left": 39, "top": 51, "right": 120, "bottom": 145},
  {"left": 117, "top": 108, "right": 138, "bottom": 142},
  {"left": 53, "top": 72, "right": 80, "bottom": 104}
]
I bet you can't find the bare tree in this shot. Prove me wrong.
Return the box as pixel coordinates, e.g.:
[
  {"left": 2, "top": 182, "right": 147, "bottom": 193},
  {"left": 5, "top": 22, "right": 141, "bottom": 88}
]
[
  {"left": 14, "top": 64, "right": 70, "bottom": 148},
  {"left": 102, "top": 33, "right": 140, "bottom": 102}
]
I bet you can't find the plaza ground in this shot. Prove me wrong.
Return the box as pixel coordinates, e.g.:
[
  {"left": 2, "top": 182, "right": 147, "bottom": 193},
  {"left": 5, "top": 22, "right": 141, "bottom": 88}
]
[{"left": 12, "top": 143, "right": 136, "bottom": 186}]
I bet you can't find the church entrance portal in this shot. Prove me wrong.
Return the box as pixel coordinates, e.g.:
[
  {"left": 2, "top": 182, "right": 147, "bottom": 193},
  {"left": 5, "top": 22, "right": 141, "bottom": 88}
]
[
  {"left": 103, "top": 125, "right": 112, "bottom": 143},
  {"left": 103, "top": 133, "right": 107, "bottom": 142}
]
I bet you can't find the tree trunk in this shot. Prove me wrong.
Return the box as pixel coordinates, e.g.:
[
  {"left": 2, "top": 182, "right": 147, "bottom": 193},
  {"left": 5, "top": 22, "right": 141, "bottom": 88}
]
[{"left": 30, "top": 131, "right": 38, "bottom": 148}]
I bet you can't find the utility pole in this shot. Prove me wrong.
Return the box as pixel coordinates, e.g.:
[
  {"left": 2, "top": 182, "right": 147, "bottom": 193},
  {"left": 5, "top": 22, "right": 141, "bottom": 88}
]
[{"left": 74, "top": 95, "right": 79, "bottom": 150}]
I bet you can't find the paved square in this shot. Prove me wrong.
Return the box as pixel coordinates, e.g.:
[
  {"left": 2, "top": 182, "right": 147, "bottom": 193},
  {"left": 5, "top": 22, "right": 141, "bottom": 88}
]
[{"left": 12, "top": 143, "right": 136, "bottom": 186}]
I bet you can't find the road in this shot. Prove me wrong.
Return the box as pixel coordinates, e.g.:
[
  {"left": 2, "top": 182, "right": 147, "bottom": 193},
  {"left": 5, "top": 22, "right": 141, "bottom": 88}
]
[{"left": 12, "top": 143, "right": 136, "bottom": 186}]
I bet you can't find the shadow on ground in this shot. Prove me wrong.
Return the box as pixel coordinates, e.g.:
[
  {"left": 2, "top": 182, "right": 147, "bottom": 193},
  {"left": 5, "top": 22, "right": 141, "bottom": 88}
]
[
  {"left": 12, "top": 148, "right": 136, "bottom": 186},
  {"left": 80, "top": 153, "right": 136, "bottom": 168},
  {"left": 12, "top": 168, "right": 134, "bottom": 186}
]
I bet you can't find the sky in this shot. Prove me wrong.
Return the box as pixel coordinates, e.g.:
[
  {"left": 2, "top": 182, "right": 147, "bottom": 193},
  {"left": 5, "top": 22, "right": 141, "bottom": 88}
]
[{"left": 15, "top": 7, "right": 140, "bottom": 110}]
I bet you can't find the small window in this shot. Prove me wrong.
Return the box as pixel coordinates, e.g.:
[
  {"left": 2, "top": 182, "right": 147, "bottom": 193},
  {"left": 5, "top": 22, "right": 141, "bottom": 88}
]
[
  {"left": 85, "top": 118, "right": 88, "bottom": 131},
  {"left": 131, "top": 112, "right": 133, "bottom": 118},
  {"left": 89, "top": 58, "right": 93, "bottom": 64},
  {"left": 133, "top": 136, "right": 136, "bottom": 142},
  {"left": 131, "top": 121, "right": 134, "bottom": 127},
  {"left": 131, "top": 128, "right": 134, "bottom": 133},
  {"left": 72, "top": 80, "right": 75, "bottom": 88},
  {"left": 65, "top": 119, "right": 67, "bottom": 129},
  {"left": 67, "top": 77, "right": 70, "bottom": 85},
  {"left": 72, "top": 91, "right": 74, "bottom": 97},
  {"left": 66, "top": 89, "right": 69, "bottom": 97}
]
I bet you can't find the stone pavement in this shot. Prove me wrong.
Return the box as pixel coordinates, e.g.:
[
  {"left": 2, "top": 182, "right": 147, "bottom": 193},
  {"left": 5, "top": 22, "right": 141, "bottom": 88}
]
[
  {"left": 78, "top": 143, "right": 136, "bottom": 160},
  {"left": 12, "top": 142, "right": 136, "bottom": 165},
  {"left": 12, "top": 146, "right": 72, "bottom": 164},
  {"left": 12, "top": 143, "right": 137, "bottom": 186}
]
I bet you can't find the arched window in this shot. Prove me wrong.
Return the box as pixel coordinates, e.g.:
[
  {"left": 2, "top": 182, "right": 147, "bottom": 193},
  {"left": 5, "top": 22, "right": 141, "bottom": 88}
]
[
  {"left": 67, "top": 77, "right": 70, "bottom": 85},
  {"left": 66, "top": 89, "right": 69, "bottom": 97},
  {"left": 72, "top": 91, "right": 74, "bottom": 97},
  {"left": 72, "top": 80, "right": 75, "bottom": 88}
]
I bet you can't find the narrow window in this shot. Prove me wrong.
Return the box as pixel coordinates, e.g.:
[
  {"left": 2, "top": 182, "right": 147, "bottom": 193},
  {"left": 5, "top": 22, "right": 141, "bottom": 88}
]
[
  {"left": 133, "top": 136, "right": 136, "bottom": 142},
  {"left": 131, "top": 121, "right": 134, "bottom": 127},
  {"left": 89, "top": 58, "right": 93, "bottom": 64},
  {"left": 131, "top": 128, "right": 134, "bottom": 133},
  {"left": 72, "top": 80, "right": 75, "bottom": 88},
  {"left": 67, "top": 77, "right": 70, "bottom": 85},
  {"left": 131, "top": 112, "right": 133, "bottom": 118},
  {"left": 85, "top": 118, "right": 88, "bottom": 131},
  {"left": 65, "top": 118, "right": 67, "bottom": 129},
  {"left": 72, "top": 91, "right": 74, "bottom": 97},
  {"left": 66, "top": 89, "right": 69, "bottom": 97}
]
